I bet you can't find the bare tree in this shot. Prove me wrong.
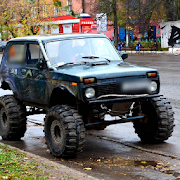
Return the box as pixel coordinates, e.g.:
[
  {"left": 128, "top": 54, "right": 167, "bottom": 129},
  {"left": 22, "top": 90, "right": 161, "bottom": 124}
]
[{"left": 164, "top": 0, "right": 178, "bottom": 21}]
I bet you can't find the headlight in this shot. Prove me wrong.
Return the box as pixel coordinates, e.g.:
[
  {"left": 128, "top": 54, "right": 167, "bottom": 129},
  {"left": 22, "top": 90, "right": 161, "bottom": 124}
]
[
  {"left": 85, "top": 88, "right": 95, "bottom": 99},
  {"left": 150, "top": 81, "right": 157, "bottom": 92}
]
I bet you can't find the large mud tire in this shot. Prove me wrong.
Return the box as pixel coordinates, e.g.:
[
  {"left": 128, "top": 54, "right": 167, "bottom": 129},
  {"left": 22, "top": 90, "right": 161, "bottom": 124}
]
[
  {"left": 44, "top": 105, "right": 85, "bottom": 158},
  {"left": 133, "top": 96, "right": 174, "bottom": 143},
  {"left": 0, "top": 95, "right": 27, "bottom": 140}
]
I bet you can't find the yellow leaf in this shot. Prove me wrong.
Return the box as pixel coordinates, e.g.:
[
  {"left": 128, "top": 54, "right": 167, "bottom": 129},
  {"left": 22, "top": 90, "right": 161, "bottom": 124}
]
[{"left": 83, "top": 167, "right": 92, "bottom": 171}]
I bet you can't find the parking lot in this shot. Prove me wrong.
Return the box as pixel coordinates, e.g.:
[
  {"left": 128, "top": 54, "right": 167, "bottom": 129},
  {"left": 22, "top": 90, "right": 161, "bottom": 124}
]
[{"left": 0, "top": 53, "right": 180, "bottom": 180}]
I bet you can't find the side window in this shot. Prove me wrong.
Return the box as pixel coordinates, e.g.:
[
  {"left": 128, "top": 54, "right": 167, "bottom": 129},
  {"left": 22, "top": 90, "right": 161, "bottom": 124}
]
[
  {"left": 8, "top": 44, "right": 25, "bottom": 64},
  {"left": 26, "top": 44, "right": 43, "bottom": 66}
]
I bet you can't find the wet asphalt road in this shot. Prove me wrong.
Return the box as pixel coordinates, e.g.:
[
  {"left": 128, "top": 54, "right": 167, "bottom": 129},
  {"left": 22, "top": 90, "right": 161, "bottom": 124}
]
[{"left": 1, "top": 53, "right": 180, "bottom": 179}]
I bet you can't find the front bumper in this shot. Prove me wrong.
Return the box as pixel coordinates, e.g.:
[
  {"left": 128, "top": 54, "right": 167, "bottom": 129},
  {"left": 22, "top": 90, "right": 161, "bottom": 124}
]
[{"left": 88, "top": 94, "right": 160, "bottom": 104}]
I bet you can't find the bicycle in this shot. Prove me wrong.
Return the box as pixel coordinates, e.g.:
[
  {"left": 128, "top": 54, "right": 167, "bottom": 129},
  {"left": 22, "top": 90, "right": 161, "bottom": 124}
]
[
  {"left": 172, "top": 39, "right": 180, "bottom": 55},
  {"left": 173, "top": 44, "right": 180, "bottom": 55}
]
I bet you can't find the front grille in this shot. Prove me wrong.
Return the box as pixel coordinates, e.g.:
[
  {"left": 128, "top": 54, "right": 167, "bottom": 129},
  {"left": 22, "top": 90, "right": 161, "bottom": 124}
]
[{"left": 98, "top": 83, "right": 116, "bottom": 96}]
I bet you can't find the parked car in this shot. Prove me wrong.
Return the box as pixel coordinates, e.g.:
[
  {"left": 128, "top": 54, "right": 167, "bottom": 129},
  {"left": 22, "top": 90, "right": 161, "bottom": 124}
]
[
  {"left": 0, "top": 34, "right": 175, "bottom": 158},
  {"left": 0, "top": 40, "right": 7, "bottom": 52}
]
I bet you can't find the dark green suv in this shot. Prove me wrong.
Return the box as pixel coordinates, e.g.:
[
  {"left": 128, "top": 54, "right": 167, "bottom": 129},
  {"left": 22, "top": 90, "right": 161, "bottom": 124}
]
[{"left": 0, "top": 34, "right": 174, "bottom": 158}]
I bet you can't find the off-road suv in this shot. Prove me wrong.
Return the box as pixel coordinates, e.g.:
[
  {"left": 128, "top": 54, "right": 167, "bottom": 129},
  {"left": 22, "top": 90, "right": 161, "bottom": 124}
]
[{"left": 0, "top": 34, "right": 174, "bottom": 158}]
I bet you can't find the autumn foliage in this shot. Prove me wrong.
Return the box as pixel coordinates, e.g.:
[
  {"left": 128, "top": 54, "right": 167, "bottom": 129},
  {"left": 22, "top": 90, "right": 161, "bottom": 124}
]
[{"left": 0, "top": 0, "right": 66, "bottom": 39}]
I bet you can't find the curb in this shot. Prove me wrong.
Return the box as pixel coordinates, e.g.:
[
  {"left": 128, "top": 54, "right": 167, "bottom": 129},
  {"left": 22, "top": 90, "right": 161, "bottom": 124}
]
[
  {"left": 119, "top": 51, "right": 173, "bottom": 54},
  {"left": 0, "top": 141, "right": 99, "bottom": 180}
]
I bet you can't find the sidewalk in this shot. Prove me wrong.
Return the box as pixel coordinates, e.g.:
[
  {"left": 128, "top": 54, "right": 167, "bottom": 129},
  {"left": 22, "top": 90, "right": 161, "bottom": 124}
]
[
  {"left": 0, "top": 141, "right": 98, "bottom": 180},
  {"left": 119, "top": 50, "right": 172, "bottom": 55}
]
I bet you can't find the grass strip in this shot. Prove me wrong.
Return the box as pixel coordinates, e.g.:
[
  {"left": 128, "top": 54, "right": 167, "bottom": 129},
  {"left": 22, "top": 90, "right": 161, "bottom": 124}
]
[{"left": 0, "top": 144, "right": 49, "bottom": 180}]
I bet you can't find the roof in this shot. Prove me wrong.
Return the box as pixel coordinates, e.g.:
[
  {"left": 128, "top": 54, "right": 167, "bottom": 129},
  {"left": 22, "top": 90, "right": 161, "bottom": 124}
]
[
  {"left": 9, "top": 33, "right": 107, "bottom": 43},
  {"left": 40, "top": 15, "right": 77, "bottom": 22}
]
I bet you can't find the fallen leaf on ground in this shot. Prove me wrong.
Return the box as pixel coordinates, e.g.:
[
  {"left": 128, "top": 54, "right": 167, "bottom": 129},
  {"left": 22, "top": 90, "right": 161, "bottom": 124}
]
[{"left": 83, "top": 167, "right": 92, "bottom": 171}]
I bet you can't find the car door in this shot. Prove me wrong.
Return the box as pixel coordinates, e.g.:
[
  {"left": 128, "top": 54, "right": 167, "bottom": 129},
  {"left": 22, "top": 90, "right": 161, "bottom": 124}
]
[
  {"left": 7, "top": 41, "right": 48, "bottom": 104},
  {"left": 19, "top": 42, "right": 48, "bottom": 104},
  {"left": 6, "top": 42, "right": 26, "bottom": 100}
]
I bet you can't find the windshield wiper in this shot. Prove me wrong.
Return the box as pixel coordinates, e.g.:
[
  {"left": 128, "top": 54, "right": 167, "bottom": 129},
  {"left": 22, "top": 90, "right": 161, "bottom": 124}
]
[
  {"left": 82, "top": 56, "right": 111, "bottom": 62},
  {"left": 82, "top": 56, "right": 99, "bottom": 59},
  {"left": 58, "top": 62, "right": 74, "bottom": 67},
  {"left": 57, "top": 61, "right": 87, "bottom": 68}
]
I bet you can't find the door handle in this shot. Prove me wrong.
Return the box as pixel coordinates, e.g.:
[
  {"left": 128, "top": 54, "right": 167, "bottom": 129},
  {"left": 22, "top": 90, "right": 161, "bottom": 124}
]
[{"left": 21, "top": 69, "right": 27, "bottom": 74}]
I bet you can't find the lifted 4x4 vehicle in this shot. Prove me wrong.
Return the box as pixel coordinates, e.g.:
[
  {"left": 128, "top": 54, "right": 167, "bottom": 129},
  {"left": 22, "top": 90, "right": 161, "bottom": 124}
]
[{"left": 0, "top": 34, "right": 174, "bottom": 158}]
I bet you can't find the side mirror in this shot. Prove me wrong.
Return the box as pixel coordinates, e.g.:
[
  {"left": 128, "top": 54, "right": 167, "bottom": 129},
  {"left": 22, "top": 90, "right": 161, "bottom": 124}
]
[
  {"left": 120, "top": 52, "right": 128, "bottom": 60},
  {"left": 36, "top": 60, "right": 44, "bottom": 69}
]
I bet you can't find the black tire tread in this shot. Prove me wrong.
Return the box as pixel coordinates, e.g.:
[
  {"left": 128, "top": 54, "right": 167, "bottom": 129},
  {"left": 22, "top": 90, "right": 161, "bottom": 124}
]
[
  {"left": 44, "top": 105, "right": 85, "bottom": 158},
  {"left": 0, "top": 95, "right": 27, "bottom": 140},
  {"left": 133, "top": 96, "right": 175, "bottom": 143}
]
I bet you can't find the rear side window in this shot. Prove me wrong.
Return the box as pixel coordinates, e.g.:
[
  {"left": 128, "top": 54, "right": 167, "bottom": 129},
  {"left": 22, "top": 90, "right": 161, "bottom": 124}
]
[
  {"left": 8, "top": 44, "right": 25, "bottom": 64},
  {"left": 26, "top": 44, "right": 43, "bottom": 66}
]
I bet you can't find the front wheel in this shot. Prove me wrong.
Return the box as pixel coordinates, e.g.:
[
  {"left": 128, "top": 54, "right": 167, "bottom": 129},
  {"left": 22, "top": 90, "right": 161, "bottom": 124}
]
[
  {"left": 44, "top": 105, "right": 85, "bottom": 158},
  {"left": 133, "top": 96, "right": 174, "bottom": 143}
]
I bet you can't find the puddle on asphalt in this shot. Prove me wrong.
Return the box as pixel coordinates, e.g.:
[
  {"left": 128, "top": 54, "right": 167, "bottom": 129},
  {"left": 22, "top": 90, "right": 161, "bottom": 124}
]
[
  {"left": 92, "top": 157, "right": 180, "bottom": 178},
  {"left": 93, "top": 157, "right": 158, "bottom": 167}
]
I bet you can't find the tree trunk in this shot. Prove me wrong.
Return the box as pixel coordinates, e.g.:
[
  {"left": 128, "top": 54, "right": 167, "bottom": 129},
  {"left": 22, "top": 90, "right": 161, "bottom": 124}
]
[
  {"left": 138, "top": 0, "right": 141, "bottom": 38},
  {"left": 113, "top": 0, "right": 118, "bottom": 47},
  {"left": 82, "top": 0, "right": 85, "bottom": 13},
  {"left": 0, "top": 25, "right": 4, "bottom": 41},
  {"left": 126, "top": 0, "right": 130, "bottom": 47}
]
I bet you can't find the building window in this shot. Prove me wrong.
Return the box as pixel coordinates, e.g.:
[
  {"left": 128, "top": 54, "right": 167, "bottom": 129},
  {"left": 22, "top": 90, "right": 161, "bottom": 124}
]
[
  {"left": 67, "top": 0, "right": 72, "bottom": 12},
  {"left": 54, "top": 7, "right": 60, "bottom": 16}
]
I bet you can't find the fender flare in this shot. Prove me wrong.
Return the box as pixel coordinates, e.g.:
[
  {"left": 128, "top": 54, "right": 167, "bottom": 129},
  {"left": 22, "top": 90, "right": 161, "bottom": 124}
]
[
  {"left": 49, "top": 85, "right": 78, "bottom": 107},
  {"left": 2, "top": 79, "right": 20, "bottom": 98},
  {"left": 55, "top": 85, "right": 76, "bottom": 97}
]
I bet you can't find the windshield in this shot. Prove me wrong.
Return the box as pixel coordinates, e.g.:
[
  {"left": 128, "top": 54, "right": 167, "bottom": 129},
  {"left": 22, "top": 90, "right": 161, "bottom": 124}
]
[{"left": 46, "top": 37, "right": 122, "bottom": 67}]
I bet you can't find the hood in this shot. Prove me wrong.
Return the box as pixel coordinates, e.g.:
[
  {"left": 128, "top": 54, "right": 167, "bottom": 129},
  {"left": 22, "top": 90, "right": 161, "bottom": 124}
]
[{"left": 54, "top": 61, "right": 158, "bottom": 82}]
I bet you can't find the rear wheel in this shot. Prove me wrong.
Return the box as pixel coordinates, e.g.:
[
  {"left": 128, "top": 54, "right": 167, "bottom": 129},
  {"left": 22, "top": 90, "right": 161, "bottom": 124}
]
[
  {"left": 133, "top": 96, "right": 174, "bottom": 143},
  {"left": 44, "top": 105, "right": 85, "bottom": 158},
  {"left": 0, "top": 95, "right": 27, "bottom": 140}
]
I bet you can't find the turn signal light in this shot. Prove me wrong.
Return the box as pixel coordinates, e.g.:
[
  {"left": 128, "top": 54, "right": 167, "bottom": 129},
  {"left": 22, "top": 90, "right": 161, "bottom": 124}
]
[
  {"left": 147, "top": 72, "right": 157, "bottom": 78},
  {"left": 84, "top": 78, "right": 95, "bottom": 84},
  {"left": 72, "top": 82, "right": 77, "bottom": 86}
]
